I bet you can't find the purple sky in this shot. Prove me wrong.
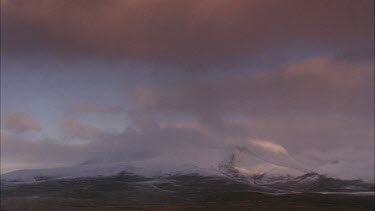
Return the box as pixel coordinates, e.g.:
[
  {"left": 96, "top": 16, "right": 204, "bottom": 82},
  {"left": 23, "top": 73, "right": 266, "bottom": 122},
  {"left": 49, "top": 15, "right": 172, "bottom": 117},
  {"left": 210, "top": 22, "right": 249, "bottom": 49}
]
[{"left": 1, "top": 0, "right": 374, "bottom": 180}]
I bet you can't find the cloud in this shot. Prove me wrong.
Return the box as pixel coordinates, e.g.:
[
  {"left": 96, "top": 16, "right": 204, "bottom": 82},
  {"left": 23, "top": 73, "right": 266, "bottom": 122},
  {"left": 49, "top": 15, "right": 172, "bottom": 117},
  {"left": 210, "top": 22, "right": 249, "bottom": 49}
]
[
  {"left": 1, "top": 1, "right": 373, "bottom": 179},
  {"left": 1, "top": 57, "right": 372, "bottom": 179},
  {"left": 296, "top": 148, "right": 375, "bottom": 181},
  {"left": 2, "top": 0, "right": 373, "bottom": 67},
  {"left": 63, "top": 119, "right": 103, "bottom": 140},
  {"left": 1, "top": 108, "right": 373, "bottom": 179},
  {"left": 131, "top": 58, "right": 373, "bottom": 117},
  {"left": 128, "top": 57, "right": 374, "bottom": 156},
  {"left": 2, "top": 112, "right": 41, "bottom": 133},
  {"left": 65, "top": 103, "right": 125, "bottom": 116},
  {"left": 0, "top": 132, "right": 82, "bottom": 173},
  {"left": 1, "top": 120, "right": 220, "bottom": 172},
  {"left": 249, "top": 139, "right": 288, "bottom": 155}
]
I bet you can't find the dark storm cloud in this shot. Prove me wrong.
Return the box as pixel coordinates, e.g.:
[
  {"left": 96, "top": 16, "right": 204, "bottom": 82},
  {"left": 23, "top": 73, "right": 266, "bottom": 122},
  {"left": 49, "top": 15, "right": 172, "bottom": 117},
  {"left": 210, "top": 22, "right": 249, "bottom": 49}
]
[{"left": 2, "top": 0, "right": 373, "bottom": 67}]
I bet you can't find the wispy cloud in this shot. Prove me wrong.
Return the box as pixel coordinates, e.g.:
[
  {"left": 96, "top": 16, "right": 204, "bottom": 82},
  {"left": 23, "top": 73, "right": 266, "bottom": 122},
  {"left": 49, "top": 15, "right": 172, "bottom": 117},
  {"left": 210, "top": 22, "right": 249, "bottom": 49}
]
[
  {"left": 65, "top": 103, "right": 125, "bottom": 116},
  {"left": 249, "top": 139, "right": 288, "bottom": 155},
  {"left": 2, "top": 112, "right": 41, "bottom": 133}
]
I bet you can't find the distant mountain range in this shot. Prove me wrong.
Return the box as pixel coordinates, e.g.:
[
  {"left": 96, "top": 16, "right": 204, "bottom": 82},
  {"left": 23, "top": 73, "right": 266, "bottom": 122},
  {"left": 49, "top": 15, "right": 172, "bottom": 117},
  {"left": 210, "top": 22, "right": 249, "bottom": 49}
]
[
  {"left": 2, "top": 150, "right": 374, "bottom": 194},
  {"left": 1, "top": 150, "right": 374, "bottom": 211}
]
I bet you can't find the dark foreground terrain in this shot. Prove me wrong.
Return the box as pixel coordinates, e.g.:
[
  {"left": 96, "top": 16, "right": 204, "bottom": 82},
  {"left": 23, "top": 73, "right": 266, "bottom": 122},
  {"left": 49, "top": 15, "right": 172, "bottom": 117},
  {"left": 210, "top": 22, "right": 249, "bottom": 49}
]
[
  {"left": 1, "top": 173, "right": 374, "bottom": 210},
  {"left": 2, "top": 192, "right": 374, "bottom": 211}
]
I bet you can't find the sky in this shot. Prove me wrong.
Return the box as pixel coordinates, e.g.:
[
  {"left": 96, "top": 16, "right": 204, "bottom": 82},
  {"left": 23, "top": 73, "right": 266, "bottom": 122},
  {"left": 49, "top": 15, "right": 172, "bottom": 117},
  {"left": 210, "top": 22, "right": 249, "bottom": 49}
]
[{"left": 1, "top": 0, "right": 374, "bottom": 180}]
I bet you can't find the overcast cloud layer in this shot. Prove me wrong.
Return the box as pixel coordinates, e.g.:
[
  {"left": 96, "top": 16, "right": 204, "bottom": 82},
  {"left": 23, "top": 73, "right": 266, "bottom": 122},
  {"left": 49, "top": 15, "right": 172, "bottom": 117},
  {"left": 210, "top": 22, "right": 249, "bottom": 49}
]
[
  {"left": 1, "top": 0, "right": 374, "bottom": 180},
  {"left": 2, "top": 0, "right": 374, "bottom": 66}
]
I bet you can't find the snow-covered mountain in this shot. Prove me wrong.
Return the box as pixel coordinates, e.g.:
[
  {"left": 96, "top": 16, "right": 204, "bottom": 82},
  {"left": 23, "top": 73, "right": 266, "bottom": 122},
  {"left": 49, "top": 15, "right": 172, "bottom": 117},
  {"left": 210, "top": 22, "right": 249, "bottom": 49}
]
[
  {"left": 1, "top": 143, "right": 297, "bottom": 181},
  {"left": 1, "top": 161, "right": 218, "bottom": 183},
  {"left": 1, "top": 146, "right": 373, "bottom": 193},
  {"left": 217, "top": 151, "right": 373, "bottom": 192},
  {"left": 1, "top": 140, "right": 308, "bottom": 183}
]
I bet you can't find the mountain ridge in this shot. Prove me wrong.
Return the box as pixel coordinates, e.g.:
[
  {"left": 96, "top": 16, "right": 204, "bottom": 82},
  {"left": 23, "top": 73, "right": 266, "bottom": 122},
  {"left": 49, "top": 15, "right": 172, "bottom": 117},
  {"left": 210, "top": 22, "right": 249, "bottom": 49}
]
[{"left": 2, "top": 148, "right": 374, "bottom": 193}]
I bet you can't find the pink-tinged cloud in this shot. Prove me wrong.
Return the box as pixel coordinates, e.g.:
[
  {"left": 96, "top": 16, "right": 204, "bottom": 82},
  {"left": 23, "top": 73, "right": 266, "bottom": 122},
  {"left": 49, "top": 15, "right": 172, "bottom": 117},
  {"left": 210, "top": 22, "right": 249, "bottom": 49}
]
[
  {"left": 2, "top": 112, "right": 41, "bottom": 133},
  {"left": 132, "top": 58, "right": 373, "bottom": 117},
  {"left": 63, "top": 119, "right": 103, "bottom": 140},
  {"left": 2, "top": 0, "right": 373, "bottom": 66},
  {"left": 249, "top": 139, "right": 288, "bottom": 155},
  {"left": 0, "top": 132, "right": 82, "bottom": 173},
  {"left": 128, "top": 58, "right": 373, "bottom": 154}
]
